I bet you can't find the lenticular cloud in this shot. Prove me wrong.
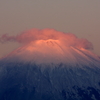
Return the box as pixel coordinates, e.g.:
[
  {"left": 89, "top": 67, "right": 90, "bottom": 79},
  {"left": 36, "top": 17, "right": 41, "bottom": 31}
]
[{"left": 0, "top": 28, "right": 93, "bottom": 50}]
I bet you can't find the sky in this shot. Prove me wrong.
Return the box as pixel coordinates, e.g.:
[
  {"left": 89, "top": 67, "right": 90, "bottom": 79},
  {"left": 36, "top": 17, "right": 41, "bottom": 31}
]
[{"left": 0, "top": 0, "right": 100, "bottom": 58}]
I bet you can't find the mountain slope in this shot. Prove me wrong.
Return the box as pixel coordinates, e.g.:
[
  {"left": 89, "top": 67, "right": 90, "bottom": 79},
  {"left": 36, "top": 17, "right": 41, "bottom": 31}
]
[
  {"left": 2, "top": 39, "right": 100, "bottom": 65},
  {"left": 0, "top": 39, "right": 100, "bottom": 100}
]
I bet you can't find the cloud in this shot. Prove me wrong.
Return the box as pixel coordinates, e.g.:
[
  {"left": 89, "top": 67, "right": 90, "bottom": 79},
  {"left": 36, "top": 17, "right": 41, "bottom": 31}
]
[
  {"left": 0, "top": 28, "right": 93, "bottom": 50},
  {"left": 0, "top": 34, "right": 16, "bottom": 43}
]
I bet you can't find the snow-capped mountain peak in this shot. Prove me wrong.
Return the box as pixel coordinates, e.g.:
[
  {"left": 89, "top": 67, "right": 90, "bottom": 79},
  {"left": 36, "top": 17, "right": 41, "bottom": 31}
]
[
  {"left": 2, "top": 39, "right": 99, "bottom": 66},
  {"left": 0, "top": 29, "right": 100, "bottom": 100}
]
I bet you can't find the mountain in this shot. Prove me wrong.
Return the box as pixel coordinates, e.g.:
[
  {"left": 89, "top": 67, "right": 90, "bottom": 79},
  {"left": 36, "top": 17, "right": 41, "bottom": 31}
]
[{"left": 0, "top": 39, "right": 100, "bottom": 100}]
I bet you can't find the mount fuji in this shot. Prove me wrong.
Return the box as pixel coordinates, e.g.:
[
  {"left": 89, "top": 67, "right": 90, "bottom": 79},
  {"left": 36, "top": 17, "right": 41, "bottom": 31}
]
[{"left": 0, "top": 30, "right": 100, "bottom": 100}]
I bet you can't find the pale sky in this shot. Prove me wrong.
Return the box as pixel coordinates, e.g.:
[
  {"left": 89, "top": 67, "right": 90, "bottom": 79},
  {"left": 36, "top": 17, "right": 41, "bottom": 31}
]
[{"left": 0, "top": 0, "right": 100, "bottom": 57}]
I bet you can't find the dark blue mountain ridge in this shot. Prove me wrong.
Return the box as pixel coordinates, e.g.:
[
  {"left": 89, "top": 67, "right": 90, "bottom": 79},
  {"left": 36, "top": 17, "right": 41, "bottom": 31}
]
[{"left": 0, "top": 61, "right": 100, "bottom": 100}]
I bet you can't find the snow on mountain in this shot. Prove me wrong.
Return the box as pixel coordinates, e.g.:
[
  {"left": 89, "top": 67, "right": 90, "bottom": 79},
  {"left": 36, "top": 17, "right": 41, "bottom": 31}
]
[{"left": 2, "top": 39, "right": 100, "bottom": 66}]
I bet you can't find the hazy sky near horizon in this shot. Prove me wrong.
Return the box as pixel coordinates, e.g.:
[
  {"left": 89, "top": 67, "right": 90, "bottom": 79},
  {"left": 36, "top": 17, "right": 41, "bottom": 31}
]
[{"left": 0, "top": 0, "right": 100, "bottom": 57}]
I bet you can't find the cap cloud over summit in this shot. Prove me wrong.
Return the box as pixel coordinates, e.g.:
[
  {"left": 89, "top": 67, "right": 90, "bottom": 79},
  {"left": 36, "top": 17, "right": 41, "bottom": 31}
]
[{"left": 0, "top": 28, "right": 93, "bottom": 50}]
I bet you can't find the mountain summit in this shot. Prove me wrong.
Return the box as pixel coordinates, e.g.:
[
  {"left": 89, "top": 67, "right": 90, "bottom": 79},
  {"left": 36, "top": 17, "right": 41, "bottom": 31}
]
[{"left": 3, "top": 39, "right": 100, "bottom": 65}]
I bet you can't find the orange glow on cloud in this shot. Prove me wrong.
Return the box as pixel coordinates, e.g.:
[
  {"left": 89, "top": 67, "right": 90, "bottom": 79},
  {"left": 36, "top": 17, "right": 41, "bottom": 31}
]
[{"left": 0, "top": 28, "right": 93, "bottom": 50}]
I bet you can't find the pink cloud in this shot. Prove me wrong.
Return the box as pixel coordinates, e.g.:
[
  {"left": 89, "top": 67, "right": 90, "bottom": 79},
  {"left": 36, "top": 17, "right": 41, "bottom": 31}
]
[{"left": 0, "top": 28, "right": 93, "bottom": 50}]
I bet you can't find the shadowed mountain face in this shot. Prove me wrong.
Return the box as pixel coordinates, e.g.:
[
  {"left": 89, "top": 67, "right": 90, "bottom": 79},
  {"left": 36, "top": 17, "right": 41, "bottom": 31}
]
[
  {"left": 0, "top": 39, "right": 100, "bottom": 100},
  {"left": 0, "top": 62, "right": 100, "bottom": 100}
]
